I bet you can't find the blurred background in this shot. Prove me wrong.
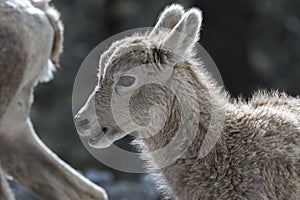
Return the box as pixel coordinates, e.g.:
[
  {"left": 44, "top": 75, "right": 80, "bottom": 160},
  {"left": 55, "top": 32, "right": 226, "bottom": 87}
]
[{"left": 12, "top": 0, "right": 300, "bottom": 199}]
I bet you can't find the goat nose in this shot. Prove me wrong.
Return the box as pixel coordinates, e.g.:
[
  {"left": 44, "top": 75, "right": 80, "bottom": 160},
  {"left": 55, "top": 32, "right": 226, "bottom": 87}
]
[
  {"left": 76, "top": 118, "right": 90, "bottom": 130},
  {"left": 102, "top": 127, "right": 108, "bottom": 134}
]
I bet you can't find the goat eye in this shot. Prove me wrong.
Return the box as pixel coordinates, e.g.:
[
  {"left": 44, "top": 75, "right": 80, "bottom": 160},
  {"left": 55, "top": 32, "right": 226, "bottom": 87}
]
[{"left": 117, "top": 75, "right": 136, "bottom": 87}]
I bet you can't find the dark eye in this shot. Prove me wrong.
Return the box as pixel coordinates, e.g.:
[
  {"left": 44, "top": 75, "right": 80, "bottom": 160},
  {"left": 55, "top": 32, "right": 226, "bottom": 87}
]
[{"left": 117, "top": 75, "right": 136, "bottom": 87}]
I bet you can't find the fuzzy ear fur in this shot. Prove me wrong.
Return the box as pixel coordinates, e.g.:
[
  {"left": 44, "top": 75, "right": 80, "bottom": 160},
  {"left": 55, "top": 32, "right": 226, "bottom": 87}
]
[
  {"left": 149, "top": 4, "right": 184, "bottom": 36},
  {"left": 161, "top": 8, "right": 202, "bottom": 57}
]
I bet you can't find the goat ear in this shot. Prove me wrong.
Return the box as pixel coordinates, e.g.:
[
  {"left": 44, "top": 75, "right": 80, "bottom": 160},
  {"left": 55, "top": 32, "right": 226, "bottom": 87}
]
[
  {"left": 161, "top": 8, "right": 202, "bottom": 57},
  {"left": 149, "top": 4, "right": 184, "bottom": 37}
]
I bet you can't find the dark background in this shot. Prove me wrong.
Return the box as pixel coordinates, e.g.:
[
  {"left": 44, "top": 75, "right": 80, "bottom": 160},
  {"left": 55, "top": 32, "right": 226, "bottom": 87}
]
[{"left": 28, "top": 0, "right": 299, "bottom": 199}]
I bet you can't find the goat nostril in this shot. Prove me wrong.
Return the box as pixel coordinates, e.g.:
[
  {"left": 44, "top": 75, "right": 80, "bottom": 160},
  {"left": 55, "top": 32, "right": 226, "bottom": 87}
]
[
  {"left": 77, "top": 119, "right": 90, "bottom": 130},
  {"left": 102, "top": 127, "right": 108, "bottom": 134}
]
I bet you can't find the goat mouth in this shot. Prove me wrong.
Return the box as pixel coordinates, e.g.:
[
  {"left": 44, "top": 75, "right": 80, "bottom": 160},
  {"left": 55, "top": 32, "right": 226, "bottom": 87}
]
[{"left": 89, "top": 132, "right": 102, "bottom": 145}]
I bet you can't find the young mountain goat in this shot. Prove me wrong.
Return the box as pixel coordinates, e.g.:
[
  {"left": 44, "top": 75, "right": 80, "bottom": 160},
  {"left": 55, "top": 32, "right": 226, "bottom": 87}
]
[{"left": 75, "top": 4, "right": 300, "bottom": 200}]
